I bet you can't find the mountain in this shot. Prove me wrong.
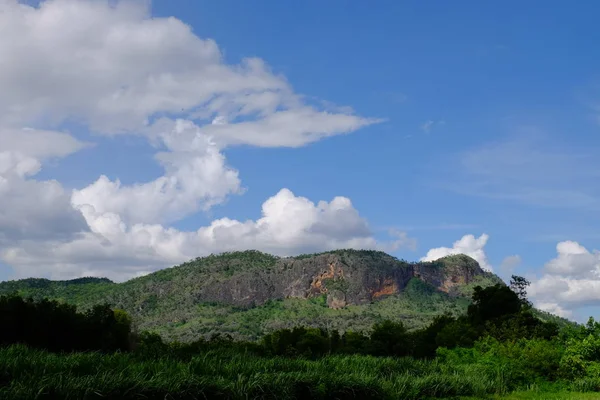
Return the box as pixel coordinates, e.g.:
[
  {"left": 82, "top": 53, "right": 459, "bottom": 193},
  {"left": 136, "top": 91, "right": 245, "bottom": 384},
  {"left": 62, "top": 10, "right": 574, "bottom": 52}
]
[{"left": 0, "top": 249, "right": 566, "bottom": 342}]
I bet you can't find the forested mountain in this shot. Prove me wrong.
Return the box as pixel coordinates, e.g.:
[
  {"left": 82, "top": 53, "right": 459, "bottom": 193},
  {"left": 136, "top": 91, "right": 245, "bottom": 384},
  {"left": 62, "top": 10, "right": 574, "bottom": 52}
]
[{"left": 0, "top": 250, "right": 570, "bottom": 342}]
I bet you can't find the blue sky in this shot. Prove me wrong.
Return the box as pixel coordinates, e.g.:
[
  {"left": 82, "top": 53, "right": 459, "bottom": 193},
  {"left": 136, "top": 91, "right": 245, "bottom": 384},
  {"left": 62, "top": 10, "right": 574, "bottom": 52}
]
[
  {"left": 1, "top": 0, "right": 600, "bottom": 321},
  {"left": 159, "top": 1, "right": 600, "bottom": 275}
]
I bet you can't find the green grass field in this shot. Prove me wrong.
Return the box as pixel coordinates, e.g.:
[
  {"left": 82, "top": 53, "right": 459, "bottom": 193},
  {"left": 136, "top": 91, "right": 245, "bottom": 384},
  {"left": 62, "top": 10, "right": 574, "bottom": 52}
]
[
  {"left": 485, "top": 393, "right": 600, "bottom": 399},
  {"left": 2, "top": 344, "right": 600, "bottom": 400}
]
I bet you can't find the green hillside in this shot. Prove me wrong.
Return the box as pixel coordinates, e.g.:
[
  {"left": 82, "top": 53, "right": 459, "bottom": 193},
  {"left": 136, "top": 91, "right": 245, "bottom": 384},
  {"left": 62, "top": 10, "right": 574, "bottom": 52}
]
[{"left": 0, "top": 250, "right": 572, "bottom": 342}]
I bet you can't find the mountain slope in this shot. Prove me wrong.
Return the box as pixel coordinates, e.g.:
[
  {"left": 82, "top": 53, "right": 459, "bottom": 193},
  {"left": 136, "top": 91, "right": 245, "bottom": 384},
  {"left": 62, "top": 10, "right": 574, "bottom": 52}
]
[{"left": 0, "top": 250, "right": 511, "bottom": 341}]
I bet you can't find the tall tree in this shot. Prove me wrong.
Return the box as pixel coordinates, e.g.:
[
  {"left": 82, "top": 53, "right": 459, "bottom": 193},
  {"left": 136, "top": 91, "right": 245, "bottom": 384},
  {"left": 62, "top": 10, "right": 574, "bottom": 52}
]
[{"left": 510, "top": 275, "right": 532, "bottom": 308}]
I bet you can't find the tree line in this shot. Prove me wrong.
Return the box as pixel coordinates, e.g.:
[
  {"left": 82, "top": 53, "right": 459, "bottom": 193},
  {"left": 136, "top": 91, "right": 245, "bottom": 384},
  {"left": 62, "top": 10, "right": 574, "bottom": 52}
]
[{"left": 0, "top": 294, "right": 131, "bottom": 353}]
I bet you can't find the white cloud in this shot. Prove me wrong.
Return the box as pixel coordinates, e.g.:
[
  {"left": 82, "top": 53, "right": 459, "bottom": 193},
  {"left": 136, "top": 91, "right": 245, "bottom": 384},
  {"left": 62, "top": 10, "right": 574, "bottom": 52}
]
[
  {"left": 0, "top": 0, "right": 377, "bottom": 146},
  {"left": 0, "top": 0, "right": 388, "bottom": 281},
  {"left": 71, "top": 120, "right": 242, "bottom": 225},
  {"left": 536, "top": 302, "right": 573, "bottom": 319},
  {"left": 200, "top": 108, "right": 376, "bottom": 148},
  {"left": 531, "top": 274, "right": 600, "bottom": 306},
  {"left": 529, "top": 241, "right": 600, "bottom": 317},
  {"left": 0, "top": 127, "right": 90, "bottom": 159},
  {"left": 421, "top": 233, "right": 492, "bottom": 271},
  {"left": 0, "top": 128, "right": 90, "bottom": 244},
  {"left": 0, "top": 155, "right": 89, "bottom": 244},
  {"left": 543, "top": 241, "right": 600, "bottom": 278},
  {"left": 0, "top": 0, "right": 274, "bottom": 131},
  {"left": 386, "top": 229, "right": 418, "bottom": 252},
  {"left": 2, "top": 188, "right": 415, "bottom": 281}
]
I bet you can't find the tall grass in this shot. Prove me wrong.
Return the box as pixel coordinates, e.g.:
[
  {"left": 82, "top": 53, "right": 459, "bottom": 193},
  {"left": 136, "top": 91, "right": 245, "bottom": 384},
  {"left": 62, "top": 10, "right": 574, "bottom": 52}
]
[{"left": 0, "top": 344, "right": 520, "bottom": 399}]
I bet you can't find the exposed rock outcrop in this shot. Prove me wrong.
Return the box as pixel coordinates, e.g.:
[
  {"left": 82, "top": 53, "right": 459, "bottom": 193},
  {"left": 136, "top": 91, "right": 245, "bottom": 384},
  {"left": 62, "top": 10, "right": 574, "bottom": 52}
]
[{"left": 185, "top": 251, "right": 488, "bottom": 309}]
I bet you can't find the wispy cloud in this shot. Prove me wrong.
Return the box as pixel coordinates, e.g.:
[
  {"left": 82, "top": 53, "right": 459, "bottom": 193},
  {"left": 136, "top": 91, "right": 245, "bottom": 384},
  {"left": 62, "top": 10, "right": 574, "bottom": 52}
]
[
  {"left": 420, "top": 119, "right": 445, "bottom": 134},
  {"left": 434, "top": 130, "right": 600, "bottom": 210},
  {"left": 499, "top": 255, "right": 522, "bottom": 275},
  {"left": 420, "top": 120, "right": 434, "bottom": 133},
  {"left": 525, "top": 233, "right": 600, "bottom": 243},
  {"left": 376, "top": 91, "right": 408, "bottom": 104}
]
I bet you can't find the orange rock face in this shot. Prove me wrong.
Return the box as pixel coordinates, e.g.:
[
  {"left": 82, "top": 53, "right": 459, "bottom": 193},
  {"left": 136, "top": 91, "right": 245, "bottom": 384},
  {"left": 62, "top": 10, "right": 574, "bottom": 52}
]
[
  {"left": 372, "top": 278, "right": 399, "bottom": 298},
  {"left": 310, "top": 262, "right": 344, "bottom": 294},
  {"left": 439, "top": 275, "right": 467, "bottom": 293}
]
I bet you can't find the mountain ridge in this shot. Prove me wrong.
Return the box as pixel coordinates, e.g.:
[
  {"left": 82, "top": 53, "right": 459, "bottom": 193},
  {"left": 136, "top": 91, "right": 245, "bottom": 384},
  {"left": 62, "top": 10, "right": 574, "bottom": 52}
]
[{"left": 0, "top": 249, "right": 568, "bottom": 341}]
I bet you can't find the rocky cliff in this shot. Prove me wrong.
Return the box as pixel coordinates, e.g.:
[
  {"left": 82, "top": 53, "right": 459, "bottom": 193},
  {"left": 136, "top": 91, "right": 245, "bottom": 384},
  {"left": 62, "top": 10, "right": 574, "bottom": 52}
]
[{"left": 190, "top": 251, "right": 487, "bottom": 309}]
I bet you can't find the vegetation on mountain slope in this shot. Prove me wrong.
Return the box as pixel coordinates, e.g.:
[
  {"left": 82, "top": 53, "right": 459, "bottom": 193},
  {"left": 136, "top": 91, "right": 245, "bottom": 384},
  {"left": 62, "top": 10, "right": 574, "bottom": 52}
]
[{"left": 0, "top": 250, "right": 573, "bottom": 341}]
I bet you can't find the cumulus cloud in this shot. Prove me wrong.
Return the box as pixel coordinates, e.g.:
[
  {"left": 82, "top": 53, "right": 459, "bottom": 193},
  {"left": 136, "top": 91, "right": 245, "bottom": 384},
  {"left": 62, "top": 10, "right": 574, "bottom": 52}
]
[
  {"left": 2, "top": 189, "right": 415, "bottom": 281},
  {"left": 0, "top": 0, "right": 377, "bottom": 145},
  {"left": 0, "top": 0, "right": 383, "bottom": 263},
  {"left": 421, "top": 234, "right": 492, "bottom": 271},
  {"left": 0, "top": 0, "right": 392, "bottom": 282},
  {"left": 71, "top": 120, "right": 242, "bottom": 225},
  {"left": 0, "top": 128, "right": 90, "bottom": 244},
  {"left": 529, "top": 241, "right": 600, "bottom": 318},
  {"left": 535, "top": 302, "right": 573, "bottom": 319},
  {"left": 0, "top": 171, "right": 89, "bottom": 244},
  {"left": 543, "top": 241, "right": 600, "bottom": 278},
  {"left": 0, "top": 0, "right": 274, "bottom": 131}
]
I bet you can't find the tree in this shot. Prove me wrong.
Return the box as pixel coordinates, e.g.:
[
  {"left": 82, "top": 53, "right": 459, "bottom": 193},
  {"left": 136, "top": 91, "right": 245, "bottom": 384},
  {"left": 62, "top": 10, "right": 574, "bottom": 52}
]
[
  {"left": 485, "top": 311, "right": 558, "bottom": 341},
  {"left": 411, "top": 313, "right": 455, "bottom": 358},
  {"left": 369, "top": 320, "right": 409, "bottom": 357},
  {"left": 113, "top": 309, "right": 133, "bottom": 351},
  {"left": 468, "top": 284, "right": 522, "bottom": 324},
  {"left": 510, "top": 275, "right": 532, "bottom": 308},
  {"left": 435, "top": 317, "right": 481, "bottom": 349},
  {"left": 341, "top": 330, "right": 369, "bottom": 354},
  {"left": 0, "top": 294, "right": 133, "bottom": 353}
]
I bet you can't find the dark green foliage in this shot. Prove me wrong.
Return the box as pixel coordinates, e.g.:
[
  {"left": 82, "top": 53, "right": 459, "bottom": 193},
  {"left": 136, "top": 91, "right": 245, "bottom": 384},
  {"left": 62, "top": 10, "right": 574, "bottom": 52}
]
[
  {"left": 485, "top": 311, "right": 559, "bottom": 342},
  {"left": 468, "top": 284, "right": 522, "bottom": 323},
  {"left": 404, "top": 277, "right": 437, "bottom": 296},
  {"left": 410, "top": 313, "right": 455, "bottom": 358},
  {"left": 262, "top": 327, "right": 331, "bottom": 357},
  {"left": 0, "top": 294, "right": 131, "bottom": 353},
  {"left": 436, "top": 336, "right": 566, "bottom": 386},
  {"left": 435, "top": 316, "right": 481, "bottom": 348},
  {"left": 323, "top": 277, "right": 349, "bottom": 293},
  {"left": 534, "top": 308, "right": 576, "bottom": 330},
  {"left": 369, "top": 320, "right": 410, "bottom": 356},
  {"left": 294, "top": 248, "right": 395, "bottom": 261}
]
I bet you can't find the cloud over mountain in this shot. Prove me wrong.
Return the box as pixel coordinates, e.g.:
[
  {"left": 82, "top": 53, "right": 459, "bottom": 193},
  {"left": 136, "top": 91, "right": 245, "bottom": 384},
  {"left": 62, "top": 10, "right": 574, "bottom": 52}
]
[{"left": 421, "top": 234, "right": 492, "bottom": 272}]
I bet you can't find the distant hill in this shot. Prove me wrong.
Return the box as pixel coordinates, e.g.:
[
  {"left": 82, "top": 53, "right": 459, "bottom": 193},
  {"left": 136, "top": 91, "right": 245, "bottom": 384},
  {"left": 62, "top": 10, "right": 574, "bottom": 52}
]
[{"left": 0, "top": 250, "right": 572, "bottom": 341}]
